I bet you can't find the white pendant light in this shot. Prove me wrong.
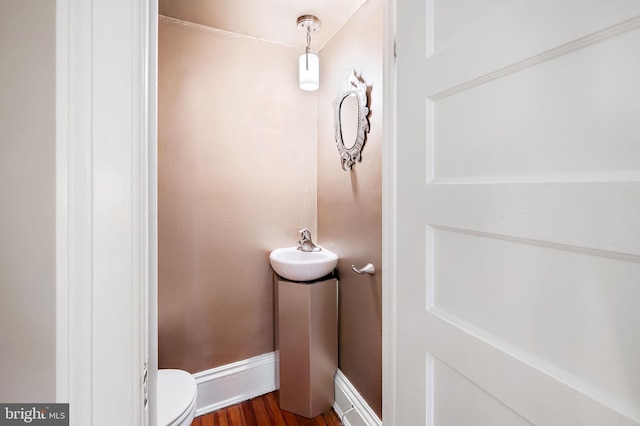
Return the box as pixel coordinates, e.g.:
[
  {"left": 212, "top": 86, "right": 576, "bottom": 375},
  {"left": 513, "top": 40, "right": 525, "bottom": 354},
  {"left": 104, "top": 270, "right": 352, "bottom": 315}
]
[
  {"left": 297, "top": 15, "right": 321, "bottom": 91},
  {"left": 299, "top": 52, "right": 319, "bottom": 91}
]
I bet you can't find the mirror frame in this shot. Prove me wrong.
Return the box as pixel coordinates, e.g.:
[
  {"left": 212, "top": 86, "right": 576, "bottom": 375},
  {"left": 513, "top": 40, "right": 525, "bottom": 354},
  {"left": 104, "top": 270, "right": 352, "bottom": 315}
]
[{"left": 333, "top": 70, "right": 370, "bottom": 171}]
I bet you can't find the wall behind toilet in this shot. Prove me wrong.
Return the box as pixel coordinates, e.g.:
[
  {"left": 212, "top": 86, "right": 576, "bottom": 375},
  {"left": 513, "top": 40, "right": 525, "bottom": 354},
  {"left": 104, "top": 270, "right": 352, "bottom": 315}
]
[
  {"left": 317, "top": 0, "right": 383, "bottom": 417},
  {"left": 158, "top": 16, "right": 317, "bottom": 373}
]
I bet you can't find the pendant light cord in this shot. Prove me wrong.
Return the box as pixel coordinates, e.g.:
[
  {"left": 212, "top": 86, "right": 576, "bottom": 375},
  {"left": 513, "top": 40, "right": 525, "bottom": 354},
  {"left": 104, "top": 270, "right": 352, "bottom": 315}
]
[{"left": 305, "top": 24, "right": 311, "bottom": 71}]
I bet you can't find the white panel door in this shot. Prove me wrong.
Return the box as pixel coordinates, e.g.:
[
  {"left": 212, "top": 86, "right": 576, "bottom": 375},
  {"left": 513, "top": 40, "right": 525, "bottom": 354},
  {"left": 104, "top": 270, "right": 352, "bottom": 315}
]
[{"left": 394, "top": 0, "right": 640, "bottom": 424}]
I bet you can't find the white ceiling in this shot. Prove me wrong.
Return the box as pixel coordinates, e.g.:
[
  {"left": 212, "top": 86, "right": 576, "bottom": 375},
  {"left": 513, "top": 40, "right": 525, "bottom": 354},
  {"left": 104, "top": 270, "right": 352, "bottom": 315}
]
[{"left": 158, "top": 0, "right": 368, "bottom": 50}]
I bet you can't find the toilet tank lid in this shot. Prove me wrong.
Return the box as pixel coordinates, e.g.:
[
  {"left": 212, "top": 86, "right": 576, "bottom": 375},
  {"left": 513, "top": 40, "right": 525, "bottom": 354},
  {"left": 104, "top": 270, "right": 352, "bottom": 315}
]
[{"left": 157, "top": 369, "right": 197, "bottom": 425}]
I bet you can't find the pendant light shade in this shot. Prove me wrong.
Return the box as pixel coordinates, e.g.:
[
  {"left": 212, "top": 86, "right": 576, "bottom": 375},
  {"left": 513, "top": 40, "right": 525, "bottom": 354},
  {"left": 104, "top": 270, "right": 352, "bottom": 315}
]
[
  {"left": 297, "top": 15, "right": 321, "bottom": 91},
  {"left": 299, "top": 52, "right": 319, "bottom": 91}
]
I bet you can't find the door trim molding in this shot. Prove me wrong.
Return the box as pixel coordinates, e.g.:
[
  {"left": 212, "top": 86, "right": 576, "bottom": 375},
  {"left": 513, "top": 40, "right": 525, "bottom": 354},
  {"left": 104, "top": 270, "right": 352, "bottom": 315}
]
[
  {"left": 381, "top": 0, "right": 397, "bottom": 424},
  {"left": 55, "top": 0, "right": 71, "bottom": 404},
  {"left": 55, "top": 1, "right": 96, "bottom": 421},
  {"left": 56, "top": 0, "right": 151, "bottom": 424}
]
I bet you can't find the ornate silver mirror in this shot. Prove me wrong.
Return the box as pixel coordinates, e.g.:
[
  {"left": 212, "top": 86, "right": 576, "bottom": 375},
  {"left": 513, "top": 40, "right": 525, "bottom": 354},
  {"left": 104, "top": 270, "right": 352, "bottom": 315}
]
[{"left": 333, "top": 70, "right": 370, "bottom": 171}]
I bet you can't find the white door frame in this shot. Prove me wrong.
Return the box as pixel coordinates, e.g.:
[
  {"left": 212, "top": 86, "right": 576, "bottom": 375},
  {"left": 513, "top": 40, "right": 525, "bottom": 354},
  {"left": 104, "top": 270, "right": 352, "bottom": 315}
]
[
  {"left": 56, "top": 0, "right": 153, "bottom": 424},
  {"left": 381, "top": 0, "right": 397, "bottom": 424}
]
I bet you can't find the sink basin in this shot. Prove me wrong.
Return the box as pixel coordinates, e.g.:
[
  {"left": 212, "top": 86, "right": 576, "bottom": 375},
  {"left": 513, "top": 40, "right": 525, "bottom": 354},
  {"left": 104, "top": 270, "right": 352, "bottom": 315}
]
[{"left": 269, "top": 246, "right": 338, "bottom": 282}]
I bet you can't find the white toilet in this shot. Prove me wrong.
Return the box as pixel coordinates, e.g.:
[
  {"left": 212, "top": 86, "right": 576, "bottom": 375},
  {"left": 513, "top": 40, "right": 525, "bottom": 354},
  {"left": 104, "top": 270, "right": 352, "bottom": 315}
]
[{"left": 157, "top": 369, "right": 198, "bottom": 426}]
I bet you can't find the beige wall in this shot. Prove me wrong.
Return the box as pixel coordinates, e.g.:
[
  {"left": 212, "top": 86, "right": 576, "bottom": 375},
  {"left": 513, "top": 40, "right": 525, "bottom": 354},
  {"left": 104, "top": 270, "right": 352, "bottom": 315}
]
[
  {"left": 0, "top": 0, "right": 56, "bottom": 401},
  {"left": 158, "top": 17, "right": 317, "bottom": 372},
  {"left": 317, "top": 0, "right": 383, "bottom": 416}
]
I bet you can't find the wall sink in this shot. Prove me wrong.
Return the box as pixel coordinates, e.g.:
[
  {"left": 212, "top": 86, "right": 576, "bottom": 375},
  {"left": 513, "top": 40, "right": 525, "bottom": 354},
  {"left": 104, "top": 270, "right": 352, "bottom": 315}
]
[{"left": 269, "top": 246, "right": 338, "bottom": 282}]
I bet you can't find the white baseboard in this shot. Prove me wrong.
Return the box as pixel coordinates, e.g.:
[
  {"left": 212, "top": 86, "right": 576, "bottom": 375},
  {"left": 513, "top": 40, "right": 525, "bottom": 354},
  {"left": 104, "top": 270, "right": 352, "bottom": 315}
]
[
  {"left": 333, "top": 369, "right": 382, "bottom": 426},
  {"left": 191, "top": 354, "right": 381, "bottom": 426},
  {"left": 193, "top": 352, "right": 276, "bottom": 417}
]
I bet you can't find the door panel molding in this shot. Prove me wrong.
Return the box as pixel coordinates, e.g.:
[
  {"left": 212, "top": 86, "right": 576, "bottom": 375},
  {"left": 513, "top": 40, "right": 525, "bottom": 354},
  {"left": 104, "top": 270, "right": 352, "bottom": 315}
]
[
  {"left": 425, "top": 309, "right": 640, "bottom": 425},
  {"left": 424, "top": 2, "right": 640, "bottom": 96},
  {"left": 430, "top": 14, "right": 640, "bottom": 101}
]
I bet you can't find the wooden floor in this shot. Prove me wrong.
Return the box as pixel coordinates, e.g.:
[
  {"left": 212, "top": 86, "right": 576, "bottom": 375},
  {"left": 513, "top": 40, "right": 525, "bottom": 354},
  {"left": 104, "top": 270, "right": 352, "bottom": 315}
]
[{"left": 190, "top": 391, "right": 341, "bottom": 426}]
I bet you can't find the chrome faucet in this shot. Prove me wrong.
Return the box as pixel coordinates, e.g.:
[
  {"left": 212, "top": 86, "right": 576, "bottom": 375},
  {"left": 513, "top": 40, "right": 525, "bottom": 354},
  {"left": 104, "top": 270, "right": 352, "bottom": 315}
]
[{"left": 297, "top": 229, "right": 321, "bottom": 252}]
